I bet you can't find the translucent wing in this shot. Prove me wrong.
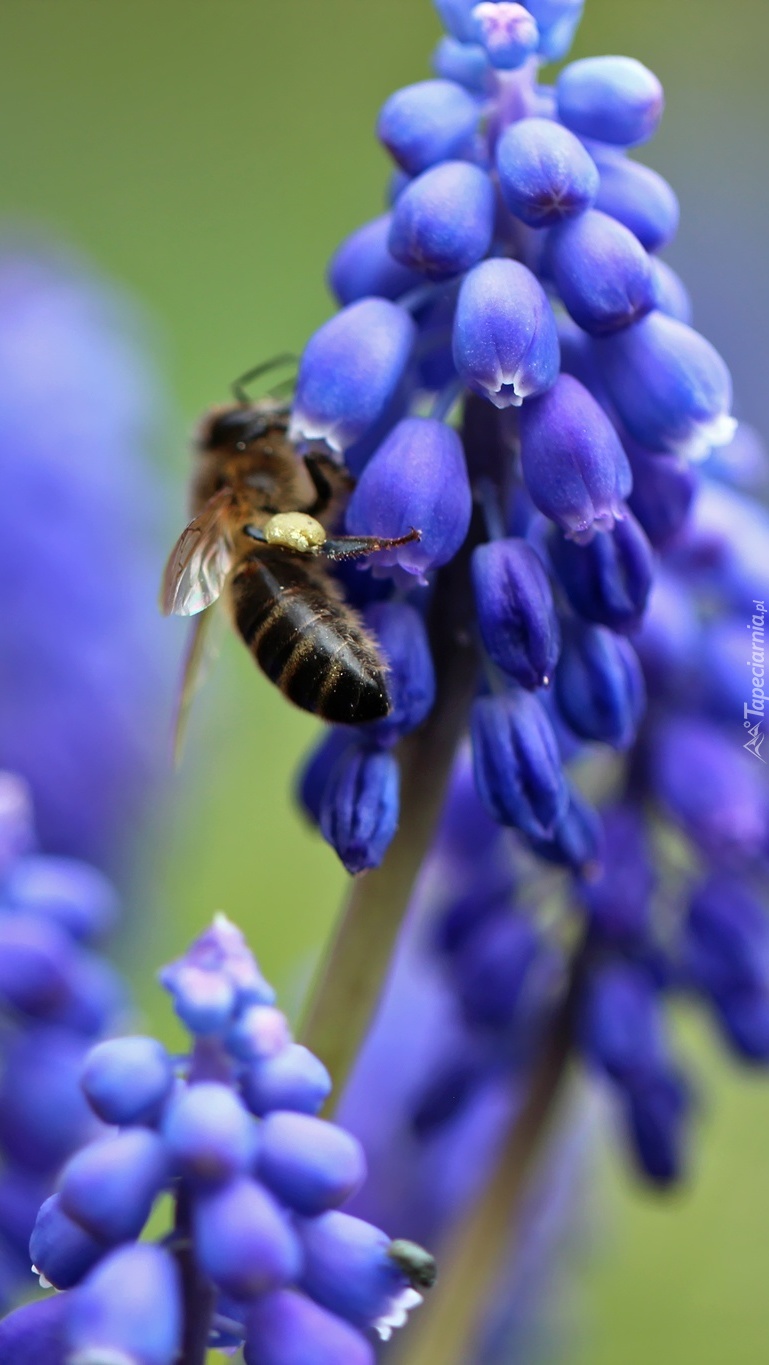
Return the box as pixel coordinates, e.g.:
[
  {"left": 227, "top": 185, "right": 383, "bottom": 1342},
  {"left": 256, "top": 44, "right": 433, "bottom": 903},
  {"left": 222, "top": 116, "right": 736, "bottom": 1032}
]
[
  {"left": 161, "top": 488, "right": 235, "bottom": 617},
  {"left": 172, "top": 605, "right": 222, "bottom": 766}
]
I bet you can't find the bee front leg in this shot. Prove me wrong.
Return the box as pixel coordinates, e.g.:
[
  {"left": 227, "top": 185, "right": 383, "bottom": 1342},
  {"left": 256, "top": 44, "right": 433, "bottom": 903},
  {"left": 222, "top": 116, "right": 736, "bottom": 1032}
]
[{"left": 320, "top": 528, "right": 421, "bottom": 562}]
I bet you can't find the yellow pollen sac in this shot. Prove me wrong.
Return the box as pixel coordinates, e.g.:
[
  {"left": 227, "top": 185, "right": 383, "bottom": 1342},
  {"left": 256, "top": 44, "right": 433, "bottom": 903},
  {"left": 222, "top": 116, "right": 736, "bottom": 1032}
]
[{"left": 263, "top": 512, "right": 327, "bottom": 553}]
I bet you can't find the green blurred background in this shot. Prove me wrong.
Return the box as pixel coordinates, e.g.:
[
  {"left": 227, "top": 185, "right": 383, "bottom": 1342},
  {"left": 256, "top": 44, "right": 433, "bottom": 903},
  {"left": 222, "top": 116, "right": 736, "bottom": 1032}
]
[{"left": 2, "top": 2, "right": 767, "bottom": 1360}]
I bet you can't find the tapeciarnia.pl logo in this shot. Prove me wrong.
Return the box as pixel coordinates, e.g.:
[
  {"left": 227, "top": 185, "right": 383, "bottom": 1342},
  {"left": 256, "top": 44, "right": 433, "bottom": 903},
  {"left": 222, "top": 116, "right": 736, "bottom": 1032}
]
[{"left": 744, "top": 599, "right": 766, "bottom": 762}]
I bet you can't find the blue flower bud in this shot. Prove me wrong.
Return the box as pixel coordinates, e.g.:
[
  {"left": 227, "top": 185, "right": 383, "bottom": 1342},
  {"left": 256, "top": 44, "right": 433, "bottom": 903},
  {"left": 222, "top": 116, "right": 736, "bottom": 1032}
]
[
  {"left": 471, "top": 691, "right": 567, "bottom": 837},
  {"left": 362, "top": 602, "right": 435, "bottom": 747},
  {"left": 0, "top": 1295, "right": 67, "bottom": 1365},
  {"left": 297, "top": 729, "right": 356, "bottom": 828},
  {"left": 547, "top": 209, "right": 656, "bottom": 335},
  {"left": 328, "top": 216, "right": 422, "bottom": 307},
  {"left": 194, "top": 1176, "right": 301, "bottom": 1300},
  {"left": 472, "top": 3, "right": 539, "bottom": 70},
  {"left": 66, "top": 1243, "right": 182, "bottom": 1365},
  {"left": 471, "top": 538, "right": 560, "bottom": 688},
  {"left": 346, "top": 417, "right": 472, "bottom": 577},
  {"left": 226, "top": 1004, "right": 291, "bottom": 1063},
  {"left": 299, "top": 1212, "right": 403, "bottom": 1327},
  {"left": 537, "top": 6, "right": 583, "bottom": 60},
  {"left": 652, "top": 719, "right": 768, "bottom": 860},
  {"left": 518, "top": 374, "right": 631, "bottom": 540},
  {"left": 596, "top": 311, "right": 736, "bottom": 459},
  {"left": 432, "top": 36, "right": 493, "bottom": 95},
  {"left": 548, "top": 510, "right": 653, "bottom": 632},
  {"left": 245, "top": 1290, "right": 375, "bottom": 1365},
  {"left": 377, "top": 79, "right": 481, "bottom": 175},
  {"left": 290, "top": 300, "right": 416, "bottom": 454},
  {"left": 80, "top": 1035, "right": 175, "bottom": 1127},
  {"left": 240, "top": 1044, "right": 332, "bottom": 1118},
  {"left": 452, "top": 911, "right": 546, "bottom": 1029},
  {"left": 29, "top": 1194, "right": 103, "bottom": 1290},
  {"left": 578, "top": 805, "right": 653, "bottom": 947},
  {"left": 526, "top": 780, "right": 603, "bottom": 875},
  {"left": 0, "top": 915, "right": 74, "bottom": 1018},
  {"left": 650, "top": 258, "right": 692, "bottom": 324},
  {"left": 557, "top": 56, "right": 664, "bottom": 147},
  {"left": 495, "top": 117, "right": 599, "bottom": 227},
  {"left": 555, "top": 623, "right": 645, "bottom": 748},
  {"left": 0, "top": 1028, "right": 96, "bottom": 1173},
  {"left": 258, "top": 1112, "right": 366, "bottom": 1217},
  {"left": 452, "top": 258, "right": 560, "bottom": 407},
  {"left": 625, "top": 1068, "right": 689, "bottom": 1185},
  {"left": 578, "top": 962, "right": 667, "bottom": 1082},
  {"left": 3, "top": 856, "right": 118, "bottom": 944},
  {"left": 625, "top": 439, "right": 696, "bottom": 549},
  {"left": 159, "top": 914, "right": 275, "bottom": 1036},
  {"left": 432, "top": 0, "right": 483, "bottom": 43},
  {"left": 319, "top": 747, "right": 400, "bottom": 875},
  {"left": 713, "top": 993, "right": 769, "bottom": 1064},
  {"left": 388, "top": 161, "right": 495, "bottom": 279},
  {"left": 594, "top": 154, "right": 679, "bottom": 252},
  {"left": 162, "top": 1082, "right": 259, "bottom": 1185},
  {"left": 58, "top": 1128, "right": 168, "bottom": 1243},
  {"left": 55, "top": 949, "right": 126, "bottom": 1038},
  {"left": 683, "top": 877, "right": 769, "bottom": 1004}
]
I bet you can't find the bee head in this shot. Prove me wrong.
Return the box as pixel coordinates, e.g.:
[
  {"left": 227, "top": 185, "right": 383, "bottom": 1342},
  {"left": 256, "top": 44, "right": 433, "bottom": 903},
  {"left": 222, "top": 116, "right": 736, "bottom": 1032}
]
[{"left": 200, "top": 404, "right": 288, "bottom": 453}]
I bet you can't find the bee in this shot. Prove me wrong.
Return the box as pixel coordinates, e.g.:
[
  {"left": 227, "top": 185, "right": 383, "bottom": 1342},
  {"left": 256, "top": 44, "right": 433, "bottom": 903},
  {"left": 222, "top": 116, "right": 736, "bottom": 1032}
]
[
  {"left": 161, "top": 364, "right": 419, "bottom": 735},
  {"left": 387, "top": 1239, "right": 437, "bottom": 1291}
]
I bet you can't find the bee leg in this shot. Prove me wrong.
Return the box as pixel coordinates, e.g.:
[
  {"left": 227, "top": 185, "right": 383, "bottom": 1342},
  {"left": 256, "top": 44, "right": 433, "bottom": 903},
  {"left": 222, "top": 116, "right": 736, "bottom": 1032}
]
[
  {"left": 320, "top": 528, "right": 421, "bottom": 562},
  {"left": 303, "top": 454, "right": 353, "bottom": 517}
]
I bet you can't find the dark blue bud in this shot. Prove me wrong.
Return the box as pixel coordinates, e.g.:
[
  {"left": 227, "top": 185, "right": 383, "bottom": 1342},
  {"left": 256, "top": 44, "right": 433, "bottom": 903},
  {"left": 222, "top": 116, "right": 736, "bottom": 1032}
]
[
  {"left": 58, "top": 1128, "right": 168, "bottom": 1243},
  {"left": 495, "top": 117, "right": 599, "bottom": 227},
  {"left": 299, "top": 1212, "right": 402, "bottom": 1328},
  {"left": 472, "top": 538, "right": 560, "bottom": 687},
  {"left": 328, "top": 216, "right": 422, "bottom": 307},
  {"left": 548, "top": 509, "right": 654, "bottom": 632},
  {"left": 453, "top": 258, "right": 560, "bottom": 407},
  {"left": 471, "top": 690, "right": 567, "bottom": 837},
  {"left": 624, "top": 438, "right": 697, "bottom": 549},
  {"left": 652, "top": 718, "right": 768, "bottom": 860},
  {"left": 346, "top": 418, "right": 472, "bottom": 577},
  {"left": 555, "top": 622, "right": 645, "bottom": 748},
  {"left": 290, "top": 299, "right": 416, "bottom": 454},
  {"left": 557, "top": 56, "right": 664, "bottom": 147},
  {"left": 297, "top": 729, "right": 357, "bottom": 828},
  {"left": 29, "top": 1194, "right": 103, "bottom": 1290},
  {"left": 377, "top": 79, "right": 481, "bottom": 175},
  {"left": 519, "top": 374, "right": 631, "bottom": 540},
  {"left": 258, "top": 1112, "right": 366, "bottom": 1217},
  {"left": 547, "top": 209, "right": 656, "bottom": 335},
  {"left": 432, "top": 36, "right": 493, "bottom": 94},
  {"left": 713, "top": 993, "right": 769, "bottom": 1064},
  {"left": 240, "top": 1044, "right": 332, "bottom": 1118},
  {"left": 66, "top": 1243, "right": 182, "bottom": 1365},
  {"left": 3, "top": 855, "right": 118, "bottom": 944},
  {"left": 410, "top": 1057, "right": 479, "bottom": 1135},
  {"left": 162, "top": 1082, "right": 259, "bottom": 1185},
  {"left": 578, "top": 805, "right": 653, "bottom": 947},
  {"left": 51, "top": 948, "right": 126, "bottom": 1037},
  {"left": 650, "top": 259, "right": 692, "bottom": 323},
  {"left": 363, "top": 602, "right": 435, "bottom": 745},
  {"left": 389, "top": 161, "right": 494, "bottom": 279},
  {"left": 578, "top": 962, "right": 667, "bottom": 1082},
  {"left": 0, "top": 914, "right": 74, "bottom": 1018},
  {"left": 0, "top": 1028, "right": 96, "bottom": 1173},
  {"left": 526, "top": 779, "right": 603, "bottom": 875},
  {"left": 594, "top": 154, "right": 679, "bottom": 252},
  {"left": 473, "top": 3, "right": 539, "bottom": 69},
  {"left": 245, "top": 1290, "right": 375, "bottom": 1365},
  {"left": 195, "top": 1177, "right": 300, "bottom": 1300},
  {"left": 682, "top": 877, "right": 769, "bottom": 1003},
  {"left": 0, "top": 1296, "right": 67, "bottom": 1365},
  {"left": 319, "top": 747, "right": 399, "bottom": 875},
  {"left": 624, "top": 1068, "right": 689, "bottom": 1186},
  {"left": 80, "top": 1035, "right": 175, "bottom": 1127},
  {"left": 452, "top": 911, "right": 545, "bottom": 1030},
  {"left": 596, "top": 311, "right": 735, "bottom": 459}
]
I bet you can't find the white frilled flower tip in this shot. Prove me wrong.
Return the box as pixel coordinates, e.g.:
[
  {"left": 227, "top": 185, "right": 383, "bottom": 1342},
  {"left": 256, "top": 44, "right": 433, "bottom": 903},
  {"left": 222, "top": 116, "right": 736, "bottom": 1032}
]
[
  {"left": 373, "top": 1286, "right": 424, "bottom": 1341},
  {"left": 683, "top": 412, "right": 738, "bottom": 463},
  {"left": 31, "top": 1265, "right": 53, "bottom": 1290}
]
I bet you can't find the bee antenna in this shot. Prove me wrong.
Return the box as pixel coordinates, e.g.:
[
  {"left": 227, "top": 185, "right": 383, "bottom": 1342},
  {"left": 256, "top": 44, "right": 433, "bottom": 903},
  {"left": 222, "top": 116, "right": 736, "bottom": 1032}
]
[{"left": 232, "top": 353, "right": 298, "bottom": 406}]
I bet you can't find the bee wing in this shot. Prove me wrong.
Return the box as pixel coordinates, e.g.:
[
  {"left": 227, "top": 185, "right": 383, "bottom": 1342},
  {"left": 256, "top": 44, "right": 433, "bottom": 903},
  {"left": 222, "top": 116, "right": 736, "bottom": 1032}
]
[
  {"left": 172, "top": 605, "right": 223, "bottom": 766},
  {"left": 161, "top": 487, "right": 236, "bottom": 617}
]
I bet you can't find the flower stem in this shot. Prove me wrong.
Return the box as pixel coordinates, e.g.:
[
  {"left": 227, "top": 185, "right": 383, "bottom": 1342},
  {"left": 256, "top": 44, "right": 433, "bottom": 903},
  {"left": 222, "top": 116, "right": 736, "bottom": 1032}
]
[{"left": 174, "top": 1186, "right": 216, "bottom": 1365}]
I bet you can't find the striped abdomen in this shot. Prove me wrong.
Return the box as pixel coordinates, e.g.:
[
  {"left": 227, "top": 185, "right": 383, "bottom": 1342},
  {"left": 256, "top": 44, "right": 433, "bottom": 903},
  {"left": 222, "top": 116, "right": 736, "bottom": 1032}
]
[{"left": 229, "top": 548, "right": 391, "bottom": 724}]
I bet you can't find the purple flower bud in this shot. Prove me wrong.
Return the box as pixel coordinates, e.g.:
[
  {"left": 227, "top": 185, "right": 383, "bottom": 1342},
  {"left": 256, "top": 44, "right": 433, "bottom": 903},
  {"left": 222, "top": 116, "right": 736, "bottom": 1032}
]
[
  {"left": 557, "top": 56, "right": 664, "bottom": 147},
  {"left": 162, "top": 1082, "right": 259, "bottom": 1185},
  {"left": 548, "top": 510, "right": 653, "bottom": 633},
  {"left": 245, "top": 1290, "right": 375, "bottom": 1365},
  {"left": 377, "top": 79, "right": 481, "bottom": 175},
  {"left": 0, "top": 1295, "right": 67, "bottom": 1365},
  {"left": 472, "top": 3, "right": 539, "bottom": 70},
  {"left": 452, "top": 258, "right": 560, "bottom": 407},
  {"left": 578, "top": 962, "right": 667, "bottom": 1082},
  {"left": 159, "top": 914, "right": 275, "bottom": 1036},
  {"left": 258, "top": 1112, "right": 366, "bottom": 1217},
  {"left": 471, "top": 691, "right": 568, "bottom": 837},
  {"left": 319, "top": 747, "right": 400, "bottom": 875},
  {"left": 29, "top": 1194, "right": 103, "bottom": 1290},
  {"left": 328, "top": 216, "right": 422, "bottom": 307},
  {"left": 452, "top": 911, "right": 546, "bottom": 1030},
  {"left": 80, "top": 1036, "right": 174, "bottom": 1127},
  {"left": 625, "top": 439, "right": 697, "bottom": 549},
  {"left": 471, "top": 538, "right": 560, "bottom": 688},
  {"left": 194, "top": 1177, "right": 301, "bottom": 1299},
  {"left": 66, "top": 1243, "right": 182, "bottom": 1365},
  {"left": 290, "top": 300, "right": 416, "bottom": 454},
  {"left": 346, "top": 418, "right": 472, "bottom": 577},
  {"left": 432, "top": 36, "right": 493, "bottom": 95},
  {"left": 682, "top": 877, "right": 769, "bottom": 1004},
  {"left": 3, "top": 856, "right": 118, "bottom": 945},
  {"left": 713, "top": 993, "right": 769, "bottom": 1064},
  {"left": 433, "top": 0, "right": 484, "bottom": 44},
  {"left": 596, "top": 310, "right": 735, "bottom": 459},
  {"left": 240, "top": 1044, "right": 332, "bottom": 1118},
  {"left": 299, "top": 1212, "right": 403, "bottom": 1327},
  {"left": 54, "top": 948, "right": 126, "bottom": 1038},
  {"left": 547, "top": 209, "right": 656, "bottom": 335},
  {"left": 594, "top": 154, "right": 679, "bottom": 252},
  {"left": 652, "top": 718, "right": 768, "bottom": 860},
  {"left": 625, "top": 1068, "right": 689, "bottom": 1185},
  {"left": 527, "top": 780, "right": 603, "bottom": 875},
  {"left": 495, "top": 117, "right": 599, "bottom": 227},
  {"left": 58, "top": 1128, "right": 168, "bottom": 1243},
  {"left": 555, "top": 623, "right": 645, "bottom": 748},
  {"left": 388, "top": 162, "right": 495, "bottom": 279},
  {"left": 578, "top": 805, "right": 653, "bottom": 947},
  {"left": 227, "top": 1005, "right": 292, "bottom": 1063},
  {"left": 296, "top": 729, "right": 356, "bottom": 828},
  {"left": 363, "top": 602, "right": 436, "bottom": 746},
  {"left": 518, "top": 374, "right": 631, "bottom": 539},
  {"left": 0, "top": 915, "right": 75, "bottom": 1019},
  {"left": 0, "top": 1028, "right": 96, "bottom": 1173}
]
